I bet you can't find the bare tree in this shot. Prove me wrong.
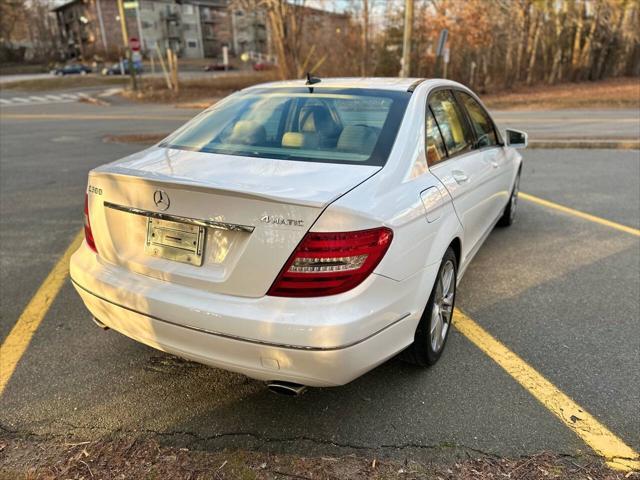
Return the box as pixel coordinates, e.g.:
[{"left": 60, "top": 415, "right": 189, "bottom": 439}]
[
  {"left": 230, "top": 0, "right": 308, "bottom": 79},
  {"left": 361, "top": 0, "right": 369, "bottom": 76}
]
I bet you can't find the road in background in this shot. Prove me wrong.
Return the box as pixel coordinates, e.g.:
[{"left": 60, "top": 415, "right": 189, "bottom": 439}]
[
  {"left": 0, "top": 99, "right": 638, "bottom": 467},
  {"left": 492, "top": 109, "right": 640, "bottom": 141}
]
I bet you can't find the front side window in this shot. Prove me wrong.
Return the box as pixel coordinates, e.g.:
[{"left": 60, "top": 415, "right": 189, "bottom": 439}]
[
  {"left": 426, "top": 107, "right": 447, "bottom": 166},
  {"left": 428, "top": 90, "right": 473, "bottom": 157},
  {"left": 457, "top": 92, "right": 498, "bottom": 148},
  {"left": 162, "top": 88, "right": 410, "bottom": 167}
]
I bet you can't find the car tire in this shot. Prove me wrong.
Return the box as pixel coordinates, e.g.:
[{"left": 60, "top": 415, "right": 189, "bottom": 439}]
[
  {"left": 401, "top": 247, "right": 457, "bottom": 367},
  {"left": 497, "top": 171, "right": 520, "bottom": 227}
]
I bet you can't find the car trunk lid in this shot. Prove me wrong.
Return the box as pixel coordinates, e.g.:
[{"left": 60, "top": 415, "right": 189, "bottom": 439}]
[{"left": 86, "top": 147, "right": 379, "bottom": 297}]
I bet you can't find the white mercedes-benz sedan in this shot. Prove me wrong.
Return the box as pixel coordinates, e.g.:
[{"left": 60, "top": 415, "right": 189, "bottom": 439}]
[{"left": 71, "top": 77, "right": 527, "bottom": 393}]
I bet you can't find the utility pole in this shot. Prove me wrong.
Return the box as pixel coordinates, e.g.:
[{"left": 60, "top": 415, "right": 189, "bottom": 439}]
[
  {"left": 361, "top": 0, "right": 369, "bottom": 76},
  {"left": 117, "top": 0, "right": 137, "bottom": 91},
  {"left": 400, "top": 0, "right": 414, "bottom": 77}
]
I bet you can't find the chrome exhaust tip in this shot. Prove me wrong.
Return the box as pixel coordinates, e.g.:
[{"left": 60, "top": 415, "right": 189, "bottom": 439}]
[
  {"left": 92, "top": 317, "right": 109, "bottom": 330},
  {"left": 267, "top": 381, "right": 307, "bottom": 396}
]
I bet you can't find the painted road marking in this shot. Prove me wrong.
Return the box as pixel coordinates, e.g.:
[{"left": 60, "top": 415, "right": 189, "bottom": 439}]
[
  {"left": 0, "top": 113, "right": 191, "bottom": 121},
  {"left": 520, "top": 192, "right": 640, "bottom": 237},
  {"left": 0, "top": 93, "right": 91, "bottom": 107},
  {"left": 454, "top": 309, "right": 640, "bottom": 472},
  {"left": 0, "top": 231, "right": 84, "bottom": 395}
]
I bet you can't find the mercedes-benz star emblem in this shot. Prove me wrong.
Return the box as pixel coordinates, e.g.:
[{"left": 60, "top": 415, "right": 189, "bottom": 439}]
[{"left": 153, "top": 190, "right": 170, "bottom": 211}]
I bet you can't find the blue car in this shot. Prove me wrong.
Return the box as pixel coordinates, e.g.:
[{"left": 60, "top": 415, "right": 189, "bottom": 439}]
[
  {"left": 53, "top": 63, "right": 92, "bottom": 76},
  {"left": 101, "top": 61, "right": 143, "bottom": 76}
]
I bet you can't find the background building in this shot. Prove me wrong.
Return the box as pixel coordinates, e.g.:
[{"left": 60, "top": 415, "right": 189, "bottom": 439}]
[
  {"left": 52, "top": 0, "right": 349, "bottom": 63},
  {"left": 53, "top": 0, "right": 233, "bottom": 60}
]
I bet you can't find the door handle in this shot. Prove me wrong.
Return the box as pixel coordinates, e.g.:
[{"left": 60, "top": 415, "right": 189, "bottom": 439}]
[
  {"left": 490, "top": 160, "right": 499, "bottom": 168},
  {"left": 452, "top": 170, "right": 468, "bottom": 184}
]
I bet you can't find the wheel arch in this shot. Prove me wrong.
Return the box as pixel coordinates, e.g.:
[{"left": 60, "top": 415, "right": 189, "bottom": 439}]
[{"left": 449, "top": 237, "right": 462, "bottom": 268}]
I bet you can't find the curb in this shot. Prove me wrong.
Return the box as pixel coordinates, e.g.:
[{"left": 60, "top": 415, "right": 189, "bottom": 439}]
[{"left": 529, "top": 140, "right": 639, "bottom": 150}]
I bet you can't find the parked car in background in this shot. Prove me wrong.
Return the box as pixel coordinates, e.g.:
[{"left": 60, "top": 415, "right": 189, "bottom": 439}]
[
  {"left": 71, "top": 78, "right": 527, "bottom": 395},
  {"left": 101, "top": 60, "right": 143, "bottom": 76},
  {"left": 253, "top": 61, "right": 276, "bottom": 71},
  {"left": 52, "top": 63, "right": 92, "bottom": 76},
  {"left": 204, "top": 62, "right": 233, "bottom": 72}
]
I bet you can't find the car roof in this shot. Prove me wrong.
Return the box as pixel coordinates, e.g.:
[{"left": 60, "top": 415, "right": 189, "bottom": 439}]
[{"left": 248, "top": 77, "right": 430, "bottom": 92}]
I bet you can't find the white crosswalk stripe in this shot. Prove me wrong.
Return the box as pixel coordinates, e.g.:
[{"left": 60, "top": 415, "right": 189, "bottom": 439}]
[{"left": 0, "top": 91, "right": 91, "bottom": 106}]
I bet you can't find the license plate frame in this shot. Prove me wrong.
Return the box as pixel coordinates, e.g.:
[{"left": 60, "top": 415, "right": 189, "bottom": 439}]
[{"left": 145, "top": 217, "right": 206, "bottom": 266}]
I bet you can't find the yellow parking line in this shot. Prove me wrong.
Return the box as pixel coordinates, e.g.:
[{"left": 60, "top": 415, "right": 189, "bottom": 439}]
[
  {"left": 520, "top": 192, "right": 640, "bottom": 237},
  {"left": 454, "top": 309, "right": 640, "bottom": 472},
  {"left": 2, "top": 228, "right": 638, "bottom": 472},
  {"left": 0, "top": 230, "right": 84, "bottom": 395},
  {"left": 0, "top": 114, "right": 191, "bottom": 121}
]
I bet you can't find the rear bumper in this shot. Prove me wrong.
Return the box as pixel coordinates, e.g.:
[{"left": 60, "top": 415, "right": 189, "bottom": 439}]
[{"left": 70, "top": 241, "right": 438, "bottom": 386}]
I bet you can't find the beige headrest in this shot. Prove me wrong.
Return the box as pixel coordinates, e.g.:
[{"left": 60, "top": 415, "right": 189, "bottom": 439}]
[
  {"left": 337, "top": 125, "right": 378, "bottom": 153},
  {"left": 228, "top": 120, "right": 266, "bottom": 145},
  {"left": 281, "top": 132, "right": 319, "bottom": 149}
]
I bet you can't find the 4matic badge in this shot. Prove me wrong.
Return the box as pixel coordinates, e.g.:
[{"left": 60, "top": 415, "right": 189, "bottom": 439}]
[{"left": 260, "top": 215, "right": 304, "bottom": 227}]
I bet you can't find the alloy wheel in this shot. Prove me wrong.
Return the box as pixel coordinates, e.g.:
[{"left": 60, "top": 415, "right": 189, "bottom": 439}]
[{"left": 430, "top": 259, "right": 455, "bottom": 352}]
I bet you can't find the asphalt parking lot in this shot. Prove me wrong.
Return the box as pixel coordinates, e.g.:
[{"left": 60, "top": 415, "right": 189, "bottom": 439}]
[{"left": 1, "top": 99, "right": 638, "bottom": 473}]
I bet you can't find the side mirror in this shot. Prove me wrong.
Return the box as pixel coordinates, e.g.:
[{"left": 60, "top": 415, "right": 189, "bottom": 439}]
[{"left": 505, "top": 128, "right": 528, "bottom": 149}]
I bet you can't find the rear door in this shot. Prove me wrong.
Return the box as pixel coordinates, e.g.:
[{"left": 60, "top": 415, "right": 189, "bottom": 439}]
[
  {"left": 455, "top": 90, "right": 512, "bottom": 221},
  {"left": 427, "top": 89, "right": 495, "bottom": 262}
]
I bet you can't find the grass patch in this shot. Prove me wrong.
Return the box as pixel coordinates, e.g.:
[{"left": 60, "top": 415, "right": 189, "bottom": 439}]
[
  {"left": 122, "top": 72, "right": 276, "bottom": 105},
  {"left": 483, "top": 77, "right": 640, "bottom": 110},
  {"left": 1, "top": 75, "right": 127, "bottom": 91},
  {"left": 0, "top": 64, "right": 48, "bottom": 75}
]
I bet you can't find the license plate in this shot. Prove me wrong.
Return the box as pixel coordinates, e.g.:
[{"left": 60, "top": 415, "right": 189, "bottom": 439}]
[{"left": 145, "top": 217, "right": 205, "bottom": 266}]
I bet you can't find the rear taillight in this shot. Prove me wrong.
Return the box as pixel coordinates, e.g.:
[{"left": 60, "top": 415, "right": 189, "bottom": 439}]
[
  {"left": 267, "top": 227, "right": 393, "bottom": 297},
  {"left": 84, "top": 193, "right": 98, "bottom": 253}
]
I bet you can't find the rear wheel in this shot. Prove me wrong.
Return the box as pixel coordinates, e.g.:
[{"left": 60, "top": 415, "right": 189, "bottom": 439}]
[
  {"left": 498, "top": 171, "right": 520, "bottom": 227},
  {"left": 401, "top": 247, "right": 457, "bottom": 367}
]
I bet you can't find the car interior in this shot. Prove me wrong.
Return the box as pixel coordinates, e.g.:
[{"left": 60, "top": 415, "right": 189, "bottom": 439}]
[{"left": 218, "top": 97, "right": 382, "bottom": 158}]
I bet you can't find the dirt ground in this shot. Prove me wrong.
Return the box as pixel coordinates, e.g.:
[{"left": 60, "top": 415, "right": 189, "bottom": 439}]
[
  {"left": 1, "top": 434, "right": 634, "bottom": 480},
  {"left": 481, "top": 77, "right": 639, "bottom": 110},
  {"left": 126, "top": 75, "right": 639, "bottom": 111},
  {"left": 120, "top": 72, "right": 275, "bottom": 105}
]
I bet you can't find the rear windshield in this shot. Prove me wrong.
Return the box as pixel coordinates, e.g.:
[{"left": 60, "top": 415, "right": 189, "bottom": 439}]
[{"left": 161, "top": 87, "right": 410, "bottom": 167}]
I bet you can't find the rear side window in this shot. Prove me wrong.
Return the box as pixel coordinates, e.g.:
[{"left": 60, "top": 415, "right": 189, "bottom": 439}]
[
  {"left": 457, "top": 92, "right": 498, "bottom": 148},
  {"left": 426, "top": 107, "right": 447, "bottom": 166},
  {"left": 428, "top": 90, "right": 473, "bottom": 157}
]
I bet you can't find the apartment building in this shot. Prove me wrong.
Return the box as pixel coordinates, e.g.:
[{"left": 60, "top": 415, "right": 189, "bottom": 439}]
[
  {"left": 53, "top": 0, "right": 233, "bottom": 59},
  {"left": 53, "top": 0, "right": 348, "bottom": 61}
]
